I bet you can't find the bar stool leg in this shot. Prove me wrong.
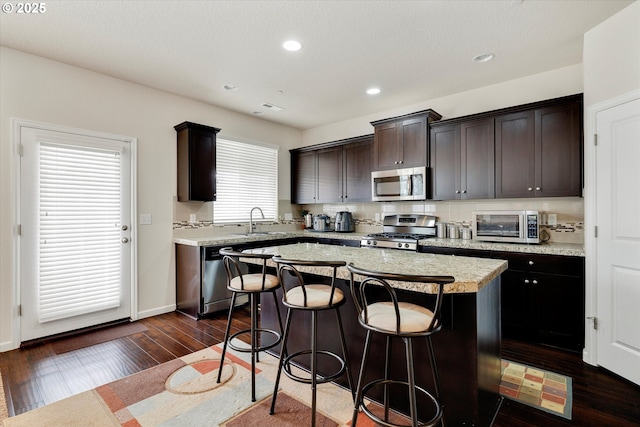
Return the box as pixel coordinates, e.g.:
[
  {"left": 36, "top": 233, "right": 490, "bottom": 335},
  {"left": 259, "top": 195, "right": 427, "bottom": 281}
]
[
  {"left": 311, "top": 311, "right": 318, "bottom": 427},
  {"left": 405, "top": 338, "right": 418, "bottom": 427},
  {"left": 270, "top": 308, "right": 293, "bottom": 415},
  {"left": 384, "top": 335, "right": 392, "bottom": 423},
  {"left": 250, "top": 293, "right": 258, "bottom": 401},
  {"left": 217, "top": 292, "right": 237, "bottom": 384},
  {"left": 351, "top": 329, "right": 373, "bottom": 427}
]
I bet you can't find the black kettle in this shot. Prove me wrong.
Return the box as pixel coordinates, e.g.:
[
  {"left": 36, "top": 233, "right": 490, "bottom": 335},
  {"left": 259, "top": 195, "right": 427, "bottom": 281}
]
[{"left": 335, "top": 211, "right": 354, "bottom": 232}]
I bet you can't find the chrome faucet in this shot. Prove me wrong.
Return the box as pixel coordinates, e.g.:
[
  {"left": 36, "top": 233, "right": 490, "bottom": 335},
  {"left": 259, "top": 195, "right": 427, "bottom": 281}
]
[{"left": 249, "top": 207, "right": 264, "bottom": 234}]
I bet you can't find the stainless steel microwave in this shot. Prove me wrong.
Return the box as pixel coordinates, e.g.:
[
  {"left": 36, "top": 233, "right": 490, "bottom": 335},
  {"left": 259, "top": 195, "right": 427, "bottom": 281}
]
[
  {"left": 472, "top": 210, "right": 540, "bottom": 244},
  {"left": 372, "top": 167, "right": 427, "bottom": 202}
]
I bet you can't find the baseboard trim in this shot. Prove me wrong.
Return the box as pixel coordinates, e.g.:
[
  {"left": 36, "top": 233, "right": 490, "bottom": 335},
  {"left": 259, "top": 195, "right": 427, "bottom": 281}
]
[{"left": 137, "top": 304, "right": 176, "bottom": 320}]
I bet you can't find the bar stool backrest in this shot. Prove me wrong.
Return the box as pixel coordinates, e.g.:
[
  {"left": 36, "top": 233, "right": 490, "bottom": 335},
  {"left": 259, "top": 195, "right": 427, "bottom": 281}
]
[
  {"left": 347, "top": 263, "right": 455, "bottom": 336},
  {"left": 219, "top": 247, "right": 273, "bottom": 292},
  {"left": 272, "top": 256, "right": 347, "bottom": 309}
]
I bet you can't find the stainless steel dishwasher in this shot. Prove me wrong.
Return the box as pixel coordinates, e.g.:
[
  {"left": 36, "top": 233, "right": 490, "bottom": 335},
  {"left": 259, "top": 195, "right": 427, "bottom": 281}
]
[
  {"left": 202, "top": 247, "right": 248, "bottom": 315},
  {"left": 176, "top": 245, "right": 248, "bottom": 319}
]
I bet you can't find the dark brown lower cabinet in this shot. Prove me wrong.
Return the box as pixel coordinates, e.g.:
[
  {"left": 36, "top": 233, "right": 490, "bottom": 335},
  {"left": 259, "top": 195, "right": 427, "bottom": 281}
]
[{"left": 420, "top": 246, "right": 585, "bottom": 352}]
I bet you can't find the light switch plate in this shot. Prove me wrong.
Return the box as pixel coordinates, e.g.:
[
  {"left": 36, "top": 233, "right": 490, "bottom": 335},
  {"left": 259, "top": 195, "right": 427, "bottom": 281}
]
[{"left": 140, "top": 213, "right": 152, "bottom": 225}]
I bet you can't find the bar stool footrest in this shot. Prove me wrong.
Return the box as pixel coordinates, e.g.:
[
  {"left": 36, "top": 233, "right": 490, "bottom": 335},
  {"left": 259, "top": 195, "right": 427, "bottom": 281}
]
[
  {"left": 228, "top": 328, "right": 282, "bottom": 353},
  {"left": 283, "top": 349, "right": 346, "bottom": 385},
  {"left": 358, "top": 379, "right": 443, "bottom": 427}
]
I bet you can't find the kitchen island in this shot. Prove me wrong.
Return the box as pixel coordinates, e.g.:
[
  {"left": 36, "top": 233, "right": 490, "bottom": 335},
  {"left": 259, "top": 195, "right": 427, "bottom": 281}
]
[{"left": 243, "top": 243, "right": 508, "bottom": 426}]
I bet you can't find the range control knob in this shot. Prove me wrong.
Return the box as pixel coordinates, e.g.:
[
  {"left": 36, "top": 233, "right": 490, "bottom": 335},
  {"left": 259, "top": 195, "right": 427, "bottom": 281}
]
[
  {"left": 397, "top": 242, "right": 403, "bottom": 248},
  {"left": 405, "top": 243, "right": 410, "bottom": 248}
]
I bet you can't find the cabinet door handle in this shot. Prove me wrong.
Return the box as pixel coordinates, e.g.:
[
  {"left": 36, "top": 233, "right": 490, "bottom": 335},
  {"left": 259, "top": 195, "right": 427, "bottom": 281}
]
[
  {"left": 532, "top": 279, "right": 538, "bottom": 285},
  {"left": 536, "top": 186, "right": 541, "bottom": 191},
  {"left": 462, "top": 190, "right": 467, "bottom": 194},
  {"left": 524, "top": 279, "right": 530, "bottom": 284},
  {"left": 528, "top": 260, "right": 534, "bottom": 266},
  {"left": 527, "top": 187, "right": 533, "bottom": 191},
  {"left": 455, "top": 190, "right": 460, "bottom": 194}
]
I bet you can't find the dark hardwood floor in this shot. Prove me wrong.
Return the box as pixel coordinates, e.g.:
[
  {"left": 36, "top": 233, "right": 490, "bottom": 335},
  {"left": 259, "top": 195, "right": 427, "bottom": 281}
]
[{"left": 1, "top": 308, "right": 639, "bottom": 426}]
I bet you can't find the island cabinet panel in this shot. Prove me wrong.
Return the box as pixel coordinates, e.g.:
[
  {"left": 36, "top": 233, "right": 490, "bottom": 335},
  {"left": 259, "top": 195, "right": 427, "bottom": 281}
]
[
  {"left": 371, "top": 109, "right": 442, "bottom": 171},
  {"left": 175, "top": 121, "right": 220, "bottom": 202},
  {"left": 290, "top": 134, "right": 373, "bottom": 204},
  {"left": 495, "top": 97, "right": 582, "bottom": 198},
  {"left": 430, "top": 118, "right": 494, "bottom": 200}
]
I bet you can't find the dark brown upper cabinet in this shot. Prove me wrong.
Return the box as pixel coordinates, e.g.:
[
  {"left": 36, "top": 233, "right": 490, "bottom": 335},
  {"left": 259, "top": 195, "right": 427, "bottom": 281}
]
[
  {"left": 291, "top": 135, "right": 373, "bottom": 204},
  {"left": 371, "top": 110, "right": 442, "bottom": 171},
  {"left": 430, "top": 118, "right": 495, "bottom": 200},
  {"left": 495, "top": 97, "right": 582, "bottom": 198},
  {"left": 175, "top": 121, "right": 220, "bottom": 202}
]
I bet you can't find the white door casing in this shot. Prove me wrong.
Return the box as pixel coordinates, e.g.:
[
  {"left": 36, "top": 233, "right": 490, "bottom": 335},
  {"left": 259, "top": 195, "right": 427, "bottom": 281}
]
[
  {"left": 589, "top": 95, "right": 640, "bottom": 386},
  {"left": 14, "top": 119, "right": 137, "bottom": 343}
]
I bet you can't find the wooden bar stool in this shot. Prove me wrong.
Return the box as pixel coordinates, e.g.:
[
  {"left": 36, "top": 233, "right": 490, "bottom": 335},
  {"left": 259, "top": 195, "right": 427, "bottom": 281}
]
[
  {"left": 347, "top": 263, "right": 455, "bottom": 427},
  {"left": 269, "top": 256, "right": 355, "bottom": 427},
  {"left": 217, "top": 247, "right": 284, "bottom": 402}
]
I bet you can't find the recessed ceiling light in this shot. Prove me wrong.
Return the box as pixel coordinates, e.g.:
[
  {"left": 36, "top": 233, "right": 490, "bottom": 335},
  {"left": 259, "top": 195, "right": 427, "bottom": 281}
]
[
  {"left": 283, "top": 40, "right": 302, "bottom": 51},
  {"left": 366, "top": 88, "right": 381, "bottom": 95},
  {"left": 472, "top": 53, "right": 495, "bottom": 63},
  {"left": 223, "top": 84, "right": 238, "bottom": 91}
]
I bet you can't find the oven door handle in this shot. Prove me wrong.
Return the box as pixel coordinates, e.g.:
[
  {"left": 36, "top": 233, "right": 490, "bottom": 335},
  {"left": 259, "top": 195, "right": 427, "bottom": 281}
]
[{"left": 407, "top": 174, "right": 412, "bottom": 196}]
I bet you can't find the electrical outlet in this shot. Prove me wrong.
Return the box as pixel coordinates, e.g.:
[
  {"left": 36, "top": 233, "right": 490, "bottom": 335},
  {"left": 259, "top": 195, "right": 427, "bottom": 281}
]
[
  {"left": 189, "top": 214, "right": 197, "bottom": 223},
  {"left": 284, "top": 213, "right": 293, "bottom": 221},
  {"left": 374, "top": 213, "right": 380, "bottom": 222},
  {"left": 547, "top": 214, "right": 557, "bottom": 226}
]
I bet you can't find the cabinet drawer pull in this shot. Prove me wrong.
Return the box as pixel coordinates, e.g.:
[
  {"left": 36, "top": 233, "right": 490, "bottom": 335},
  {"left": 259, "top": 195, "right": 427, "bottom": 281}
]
[{"left": 528, "top": 260, "right": 534, "bottom": 266}]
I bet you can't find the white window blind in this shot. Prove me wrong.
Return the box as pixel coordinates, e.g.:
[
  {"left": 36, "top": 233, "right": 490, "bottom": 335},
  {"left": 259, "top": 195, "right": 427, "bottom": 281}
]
[
  {"left": 214, "top": 138, "right": 278, "bottom": 223},
  {"left": 38, "top": 142, "right": 122, "bottom": 323}
]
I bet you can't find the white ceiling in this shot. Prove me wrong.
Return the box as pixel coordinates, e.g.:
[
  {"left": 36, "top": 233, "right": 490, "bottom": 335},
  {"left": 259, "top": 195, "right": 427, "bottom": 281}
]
[{"left": 0, "top": 0, "right": 634, "bottom": 130}]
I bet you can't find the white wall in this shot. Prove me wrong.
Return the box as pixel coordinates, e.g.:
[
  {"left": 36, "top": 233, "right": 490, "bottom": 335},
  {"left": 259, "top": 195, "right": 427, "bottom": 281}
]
[
  {"left": 584, "top": 1, "right": 640, "bottom": 107},
  {"left": 0, "top": 47, "right": 301, "bottom": 349}
]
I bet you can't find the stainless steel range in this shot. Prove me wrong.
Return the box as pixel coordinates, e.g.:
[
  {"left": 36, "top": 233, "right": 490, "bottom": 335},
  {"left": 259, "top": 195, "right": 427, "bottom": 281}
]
[{"left": 361, "top": 214, "right": 437, "bottom": 251}]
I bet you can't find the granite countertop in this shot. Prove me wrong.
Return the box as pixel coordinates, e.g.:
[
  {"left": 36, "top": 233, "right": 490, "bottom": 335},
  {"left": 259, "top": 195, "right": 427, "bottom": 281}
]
[
  {"left": 242, "top": 243, "right": 508, "bottom": 295},
  {"left": 172, "top": 230, "right": 584, "bottom": 257}
]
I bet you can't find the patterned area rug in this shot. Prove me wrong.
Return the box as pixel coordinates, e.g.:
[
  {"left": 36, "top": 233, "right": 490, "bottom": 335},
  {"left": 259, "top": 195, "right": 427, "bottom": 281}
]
[
  {"left": 500, "top": 360, "right": 573, "bottom": 420},
  {"left": 1, "top": 341, "right": 362, "bottom": 426}
]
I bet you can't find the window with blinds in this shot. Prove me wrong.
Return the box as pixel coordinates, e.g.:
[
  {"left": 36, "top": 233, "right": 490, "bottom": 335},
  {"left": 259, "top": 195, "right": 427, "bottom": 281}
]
[
  {"left": 214, "top": 138, "right": 278, "bottom": 223},
  {"left": 38, "top": 142, "right": 122, "bottom": 323}
]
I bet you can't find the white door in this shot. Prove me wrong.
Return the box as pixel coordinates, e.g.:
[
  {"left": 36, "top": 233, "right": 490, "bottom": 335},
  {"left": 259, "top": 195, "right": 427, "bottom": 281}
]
[
  {"left": 19, "top": 123, "right": 135, "bottom": 342},
  {"left": 595, "top": 97, "right": 640, "bottom": 386}
]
